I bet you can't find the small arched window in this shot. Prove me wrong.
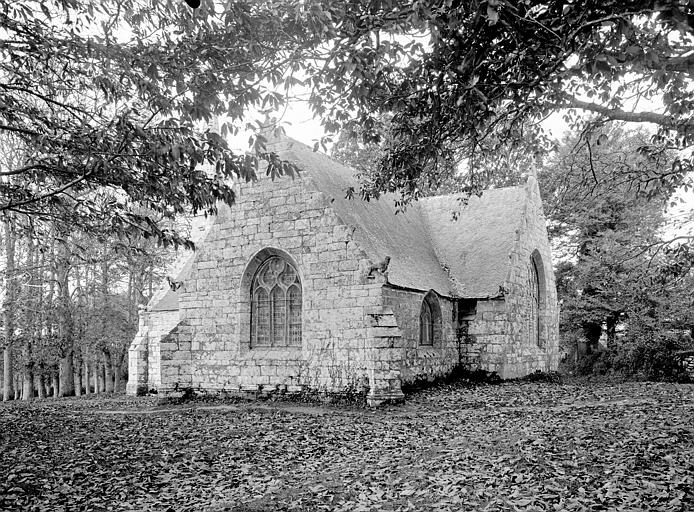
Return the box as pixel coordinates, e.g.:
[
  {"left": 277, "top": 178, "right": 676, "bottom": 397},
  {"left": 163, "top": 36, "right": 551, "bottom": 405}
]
[
  {"left": 419, "top": 292, "right": 441, "bottom": 346},
  {"left": 420, "top": 300, "right": 433, "bottom": 346},
  {"left": 251, "top": 256, "right": 302, "bottom": 347},
  {"left": 528, "top": 257, "right": 541, "bottom": 347}
]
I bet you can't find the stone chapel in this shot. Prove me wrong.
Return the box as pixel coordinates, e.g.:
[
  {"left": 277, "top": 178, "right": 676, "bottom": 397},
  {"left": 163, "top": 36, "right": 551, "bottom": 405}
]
[{"left": 127, "top": 134, "right": 560, "bottom": 405}]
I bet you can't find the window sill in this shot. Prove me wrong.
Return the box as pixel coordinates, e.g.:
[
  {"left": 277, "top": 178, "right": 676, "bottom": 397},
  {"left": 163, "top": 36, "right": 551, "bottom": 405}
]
[{"left": 245, "top": 345, "right": 303, "bottom": 359}]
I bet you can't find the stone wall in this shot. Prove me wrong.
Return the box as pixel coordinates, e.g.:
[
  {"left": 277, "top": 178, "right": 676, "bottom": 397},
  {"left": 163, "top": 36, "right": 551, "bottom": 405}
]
[
  {"left": 158, "top": 172, "right": 395, "bottom": 401},
  {"left": 381, "top": 290, "right": 545, "bottom": 380},
  {"left": 382, "top": 287, "right": 459, "bottom": 384},
  {"left": 464, "top": 299, "right": 513, "bottom": 375},
  {"left": 128, "top": 165, "right": 560, "bottom": 399},
  {"left": 126, "top": 308, "right": 179, "bottom": 394},
  {"left": 498, "top": 176, "right": 560, "bottom": 378}
]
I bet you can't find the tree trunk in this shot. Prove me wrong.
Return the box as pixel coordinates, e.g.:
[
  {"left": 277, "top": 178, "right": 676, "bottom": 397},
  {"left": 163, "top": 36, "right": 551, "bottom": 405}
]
[
  {"left": 103, "top": 349, "right": 114, "bottom": 394},
  {"left": 22, "top": 240, "right": 37, "bottom": 401},
  {"left": 56, "top": 243, "right": 75, "bottom": 397},
  {"left": 22, "top": 370, "right": 34, "bottom": 401},
  {"left": 93, "top": 360, "right": 100, "bottom": 395},
  {"left": 114, "top": 365, "right": 121, "bottom": 393},
  {"left": 37, "top": 374, "right": 46, "bottom": 399},
  {"left": 73, "top": 357, "right": 82, "bottom": 396},
  {"left": 2, "top": 348, "right": 12, "bottom": 401},
  {"left": 2, "top": 220, "right": 16, "bottom": 402},
  {"left": 58, "top": 351, "right": 74, "bottom": 397},
  {"left": 52, "top": 372, "right": 59, "bottom": 398},
  {"left": 14, "top": 374, "right": 21, "bottom": 400},
  {"left": 84, "top": 361, "right": 90, "bottom": 395},
  {"left": 99, "top": 363, "right": 106, "bottom": 393}
]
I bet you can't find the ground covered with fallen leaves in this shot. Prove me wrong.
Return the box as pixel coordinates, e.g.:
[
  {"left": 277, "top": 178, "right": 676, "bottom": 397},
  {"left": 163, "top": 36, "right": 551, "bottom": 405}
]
[{"left": 1, "top": 380, "right": 693, "bottom": 512}]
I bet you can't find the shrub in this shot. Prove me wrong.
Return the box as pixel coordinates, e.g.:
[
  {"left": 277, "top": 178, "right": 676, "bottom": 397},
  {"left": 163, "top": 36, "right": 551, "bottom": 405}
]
[{"left": 562, "top": 330, "right": 693, "bottom": 382}]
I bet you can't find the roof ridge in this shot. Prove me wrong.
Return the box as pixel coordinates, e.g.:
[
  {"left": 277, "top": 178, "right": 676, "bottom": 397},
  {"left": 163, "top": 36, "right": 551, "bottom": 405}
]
[{"left": 420, "top": 183, "right": 527, "bottom": 203}]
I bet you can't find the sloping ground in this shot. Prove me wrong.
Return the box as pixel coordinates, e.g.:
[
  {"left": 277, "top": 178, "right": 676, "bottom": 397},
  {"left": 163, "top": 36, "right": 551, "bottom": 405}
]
[{"left": 1, "top": 381, "right": 692, "bottom": 512}]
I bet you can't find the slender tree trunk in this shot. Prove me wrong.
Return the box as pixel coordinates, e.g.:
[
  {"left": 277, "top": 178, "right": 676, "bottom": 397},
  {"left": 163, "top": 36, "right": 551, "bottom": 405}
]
[
  {"left": 99, "top": 260, "right": 113, "bottom": 394},
  {"left": 44, "top": 236, "right": 57, "bottom": 398},
  {"left": 37, "top": 374, "right": 46, "bottom": 399},
  {"left": 22, "top": 240, "right": 37, "bottom": 401},
  {"left": 14, "top": 374, "right": 21, "bottom": 400},
  {"left": 93, "top": 360, "right": 100, "bottom": 395},
  {"left": 84, "top": 361, "right": 90, "bottom": 395},
  {"left": 52, "top": 371, "right": 59, "bottom": 398},
  {"left": 2, "top": 220, "right": 16, "bottom": 401},
  {"left": 103, "top": 349, "right": 114, "bottom": 394},
  {"left": 57, "top": 243, "right": 74, "bottom": 397},
  {"left": 114, "top": 365, "right": 121, "bottom": 393},
  {"left": 2, "top": 348, "right": 12, "bottom": 402},
  {"left": 34, "top": 249, "right": 46, "bottom": 401},
  {"left": 73, "top": 357, "right": 82, "bottom": 396},
  {"left": 99, "top": 363, "right": 106, "bottom": 393}
]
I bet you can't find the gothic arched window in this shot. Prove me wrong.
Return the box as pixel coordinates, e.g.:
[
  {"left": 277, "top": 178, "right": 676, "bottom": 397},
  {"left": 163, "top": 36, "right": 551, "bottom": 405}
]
[
  {"left": 528, "top": 257, "right": 541, "bottom": 347},
  {"left": 420, "top": 299, "right": 433, "bottom": 346},
  {"left": 250, "top": 256, "right": 302, "bottom": 347},
  {"left": 419, "top": 292, "right": 441, "bottom": 346}
]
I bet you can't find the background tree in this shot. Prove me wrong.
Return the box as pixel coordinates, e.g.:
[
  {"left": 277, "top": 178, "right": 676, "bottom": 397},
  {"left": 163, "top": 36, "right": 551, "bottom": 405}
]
[
  {"left": 0, "top": 208, "right": 173, "bottom": 399},
  {"left": 539, "top": 124, "right": 693, "bottom": 377}
]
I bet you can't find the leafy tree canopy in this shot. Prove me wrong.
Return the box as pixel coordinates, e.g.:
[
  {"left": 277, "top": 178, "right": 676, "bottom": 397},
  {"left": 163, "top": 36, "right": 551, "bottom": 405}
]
[
  {"left": 309, "top": 0, "right": 694, "bottom": 202},
  {"left": 0, "top": 0, "right": 324, "bottom": 246},
  {"left": 3, "top": 0, "right": 694, "bottom": 240}
]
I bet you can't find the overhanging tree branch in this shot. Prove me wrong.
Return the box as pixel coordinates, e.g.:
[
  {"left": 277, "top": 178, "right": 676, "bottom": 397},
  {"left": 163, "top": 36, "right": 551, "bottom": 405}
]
[
  {"left": 1, "top": 170, "right": 94, "bottom": 211},
  {"left": 555, "top": 96, "right": 683, "bottom": 129}
]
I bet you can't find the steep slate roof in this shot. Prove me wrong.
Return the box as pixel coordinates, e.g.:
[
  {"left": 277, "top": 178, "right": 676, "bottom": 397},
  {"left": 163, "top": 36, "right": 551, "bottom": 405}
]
[
  {"left": 272, "top": 137, "right": 529, "bottom": 299},
  {"left": 419, "top": 189, "right": 526, "bottom": 298}
]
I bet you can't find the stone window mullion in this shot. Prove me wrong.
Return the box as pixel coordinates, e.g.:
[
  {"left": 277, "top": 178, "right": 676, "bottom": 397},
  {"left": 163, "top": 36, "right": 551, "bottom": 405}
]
[{"left": 250, "top": 255, "right": 302, "bottom": 349}]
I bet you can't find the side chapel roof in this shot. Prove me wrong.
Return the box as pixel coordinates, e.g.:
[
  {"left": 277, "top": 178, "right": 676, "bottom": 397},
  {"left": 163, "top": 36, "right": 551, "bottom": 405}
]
[{"left": 271, "top": 136, "right": 530, "bottom": 299}]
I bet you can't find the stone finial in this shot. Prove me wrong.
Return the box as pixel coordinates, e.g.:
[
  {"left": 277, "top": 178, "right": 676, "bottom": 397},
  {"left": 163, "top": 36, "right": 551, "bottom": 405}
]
[
  {"left": 525, "top": 167, "right": 540, "bottom": 199},
  {"left": 258, "top": 115, "right": 290, "bottom": 153}
]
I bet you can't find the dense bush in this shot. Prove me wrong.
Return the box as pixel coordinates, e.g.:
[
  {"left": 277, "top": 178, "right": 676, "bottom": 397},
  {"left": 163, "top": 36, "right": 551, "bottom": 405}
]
[{"left": 562, "top": 332, "right": 693, "bottom": 382}]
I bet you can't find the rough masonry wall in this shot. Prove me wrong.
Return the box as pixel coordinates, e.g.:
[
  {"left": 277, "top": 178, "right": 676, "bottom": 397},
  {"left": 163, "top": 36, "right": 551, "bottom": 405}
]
[
  {"left": 464, "top": 298, "right": 513, "bottom": 375},
  {"left": 383, "top": 287, "right": 459, "bottom": 384},
  {"left": 161, "top": 173, "right": 388, "bottom": 396},
  {"left": 500, "top": 178, "right": 560, "bottom": 378},
  {"left": 126, "top": 309, "right": 179, "bottom": 394},
  {"left": 144, "top": 310, "right": 179, "bottom": 390}
]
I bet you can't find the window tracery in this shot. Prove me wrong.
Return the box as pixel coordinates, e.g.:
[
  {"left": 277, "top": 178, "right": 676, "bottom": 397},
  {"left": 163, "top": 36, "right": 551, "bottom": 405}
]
[
  {"left": 251, "top": 256, "right": 302, "bottom": 347},
  {"left": 419, "top": 293, "right": 440, "bottom": 346}
]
